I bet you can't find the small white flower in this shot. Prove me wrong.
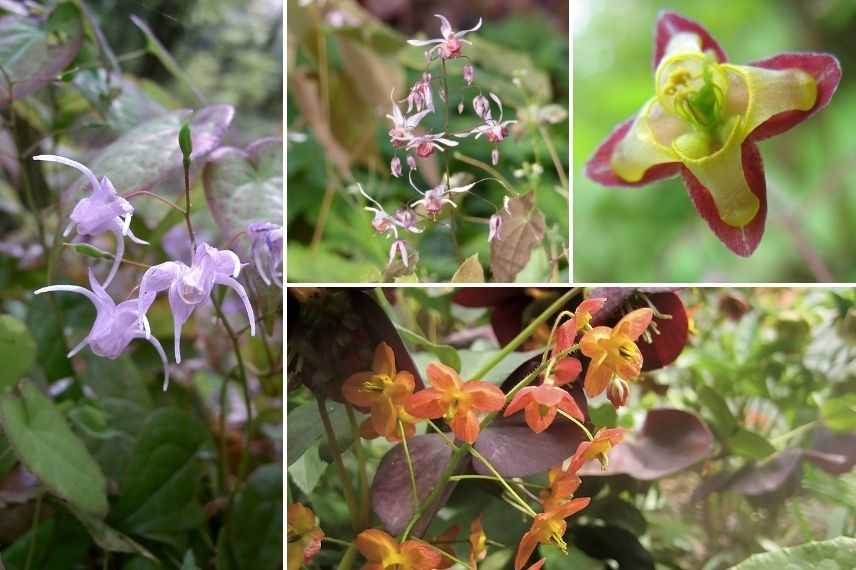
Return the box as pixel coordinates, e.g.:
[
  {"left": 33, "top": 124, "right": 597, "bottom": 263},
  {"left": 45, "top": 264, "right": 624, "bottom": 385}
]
[{"left": 407, "top": 14, "right": 482, "bottom": 61}]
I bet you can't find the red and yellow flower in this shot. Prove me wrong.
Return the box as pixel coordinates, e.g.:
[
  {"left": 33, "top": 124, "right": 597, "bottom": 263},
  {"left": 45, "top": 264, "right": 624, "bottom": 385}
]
[
  {"left": 355, "top": 529, "right": 441, "bottom": 570},
  {"left": 568, "top": 427, "right": 627, "bottom": 472},
  {"left": 287, "top": 503, "right": 324, "bottom": 570},
  {"left": 342, "top": 342, "right": 420, "bottom": 441},
  {"left": 579, "top": 308, "right": 653, "bottom": 398},
  {"left": 539, "top": 465, "right": 582, "bottom": 512},
  {"left": 513, "top": 498, "right": 590, "bottom": 570},
  {"left": 503, "top": 373, "right": 584, "bottom": 434},
  {"left": 405, "top": 363, "right": 505, "bottom": 444}
]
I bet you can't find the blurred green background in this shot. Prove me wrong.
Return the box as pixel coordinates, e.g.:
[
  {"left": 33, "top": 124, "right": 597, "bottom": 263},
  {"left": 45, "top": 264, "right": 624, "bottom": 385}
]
[{"left": 574, "top": 0, "right": 856, "bottom": 282}]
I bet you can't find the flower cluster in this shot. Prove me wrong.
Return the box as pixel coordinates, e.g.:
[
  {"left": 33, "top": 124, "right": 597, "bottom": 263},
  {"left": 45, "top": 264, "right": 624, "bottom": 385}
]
[
  {"left": 360, "top": 14, "right": 518, "bottom": 273},
  {"left": 32, "top": 155, "right": 280, "bottom": 389}
]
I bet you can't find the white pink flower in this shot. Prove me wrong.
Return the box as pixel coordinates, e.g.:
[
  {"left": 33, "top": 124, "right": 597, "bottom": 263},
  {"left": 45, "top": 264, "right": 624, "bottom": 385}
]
[{"left": 407, "top": 14, "right": 482, "bottom": 61}]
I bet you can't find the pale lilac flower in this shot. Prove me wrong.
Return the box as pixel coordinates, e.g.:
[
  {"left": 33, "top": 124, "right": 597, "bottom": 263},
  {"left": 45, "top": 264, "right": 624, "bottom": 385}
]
[
  {"left": 387, "top": 92, "right": 431, "bottom": 148},
  {"left": 138, "top": 243, "right": 255, "bottom": 363},
  {"left": 491, "top": 148, "right": 500, "bottom": 166},
  {"left": 488, "top": 213, "right": 503, "bottom": 242},
  {"left": 247, "top": 222, "right": 283, "bottom": 288},
  {"left": 459, "top": 93, "right": 516, "bottom": 143},
  {"left": 394, "top": 207, "right": 423, "bottom": 234},
  {"left": 34, "top": 270, "right": 170, "bottom": 389},
  {"left": 406, "top": 154, "right": 417, "bottom": 170},
  {"left": 463, "top": 64, "right": 475, "bottom": 85},
  {"left": 409, "top": 172, "right": 477, "bottom": 219},
  {"left": 406, "top": 73, "right": 434, "bottom": 114},
  {"left": 389, "top": 240, "right": 410, "bottom": 268},
  {"left": 34, "top": 155, "right": 148, "bottom": 288},
  {"left": 407, "top": 14, "right": 482, "bottom": 61},
  {"left": 390, "top": 156, "right": 403, "bottom": 178},
  {"left": 406, "top": 133, "right": 458, "bottom": 158}
]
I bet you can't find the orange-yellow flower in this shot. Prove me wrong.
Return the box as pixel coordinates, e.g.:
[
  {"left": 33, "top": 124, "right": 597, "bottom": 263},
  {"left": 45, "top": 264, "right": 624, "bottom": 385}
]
[
  {"left": 405, "top": 363, "right": 505, "bottom": 444},
  {"left": 556, "top": 298, "right": 607, "bottom": 348},
  {"left": 513, "top": 498, "right": 590, "bottom": 570},
  {"left": 579, "top": 308, "right": 653, "bottom": 398},
  {"left": 469, "top": 517, "right": 487, "bottom": 567},
  {"left": 526, "top": 560, "right": 546, "bottom": 570},
  {"left": 355, "top": 528, "right": 441, "bottom": 570},
  {"left": 568, "top": 427, "right": 626, "bottom": 472},
  {"left": 503, "top": 379, "right": 584, "bottom": 434},
  {"left": 287, "top": 503, "right": 324, "bottom": 570},
  {"left": 343, "top": 342, "right": 419, "bottom": 441},
  {"left": 539, "top": 465, "right": 582, "bottom": 512}
]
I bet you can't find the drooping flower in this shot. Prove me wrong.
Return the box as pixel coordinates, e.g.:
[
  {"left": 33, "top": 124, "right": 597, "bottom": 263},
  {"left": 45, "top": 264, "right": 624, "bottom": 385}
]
[
  {"left": 358, "top": 184, "right": 400, "bottom": 239},
  {"left": 586, "top": 11, "right": 842, "bottom": 256},
  {"left": 567, "top": 427, "right": 626, "bottom": 472},
  {"left": 409, "top": 173, "right": 477, "bottom": 220},
  {"left": 247, "top": 222, "right": 283, "bottom": 288},
  {"left": 287, "top": 503, "right": 324, "bottom": 570},
  {"left": 458, "top": 93, "right": 516, "bottom": 143},
  {"left": 391, "top": 156, "right": 403, "bottom": 178},
  {"left": 394, "top": 207, "right": 422, "bottom": 234},
  {"left": 389, "top": 240, "right": 410, "bottom": 269},
  {"left": 463, "top": 64, "right": 475, "bottom": 86},
  {"left": 406, "top": 132, "right": 459, "bottom": 158},
  {"left": 407, "top": 14, "right": 482, "bottom": 61},
  {"left": 539, "top": 464, "right": 582, "bottom": 512},
  {"left": 514, "top": 498, "right": 590, "bottom": 570},
  {"left": 138, "top": 242, "right": 256, "bottom": 363},
  {"left": 606, "top": 377, "right": 630, "bottom": 408},
  {"left": 407, "top": 72, "right": 434, "bottom": 114},
  {"left": 406, "top": 154, "right": 417, "bottom": 170},
  {"left": 469, "top": 517, "right": 487, "bottom": 567},
  {"left": 503, "top": 359, "right": 584, "bottom": 434},
  {"left": 387, "top": 93, "right": 431, "bottom": 147},
  {"left": 556, "top": 298, "right": 607, "bottom": 347},
  {"left": 355, "top": 529, "right": 442, "bottom": 570},
  {"left": 405, "top": 362, "right": 505, "bottom": 444},
  {"left": 342, "top": 342, "right": 419, "bottom": 442},
  {"left": 579, "top": 308, "right": 653, "bottom": 397},
  {"left": 34, "top": 155, "right": 148, "bottom": 288},
  {"left": 34, "top": 270, "right": 169, "bottom": 389},
  {"left": 488, "top": 213, "right": 502, "bottom": 242}
]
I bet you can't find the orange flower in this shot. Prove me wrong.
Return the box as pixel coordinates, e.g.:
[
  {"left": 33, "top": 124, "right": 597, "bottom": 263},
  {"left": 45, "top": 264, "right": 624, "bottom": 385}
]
[
  {"left": 568, "top": 427, "right": 626, "bottom": 472},
  {"left": 539, "top": 465, "right": 582, "bottom": 512},
  {"left": 405, "top": 363, "right": 505, "bottom": 444},
  {"left": 526, "top": 560, "right": 546, "bottom": 570},
  {"left": 343, "top": 342, "right": 419, "bottom": 441},
  {"left": 287, "top": 503, "right": 324, "bottom": 570},
  {"left": 469, "top": 517, "right": 487, "bottom": 567},
  {"left": 503, "top": 380, "right": 584, "bottom": 434},
  {"left": 513, "top": 498, "right": 590, "bottom": 570},
  {"left": 355, "top": 528, "right": 441, "bottom": 570},
  {"left": 579, "top": 308, "right": 653, "bottom": 397},
  {"left": 555, "top": 297, "right": 607, "bottom": 349}
]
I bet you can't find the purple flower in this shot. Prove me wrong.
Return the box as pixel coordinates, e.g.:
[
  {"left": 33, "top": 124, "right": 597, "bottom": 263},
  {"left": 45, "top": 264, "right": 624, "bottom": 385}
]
[
  {"left": 34, "top": 155, "right": 148, "bottom": 288},
  {"left": 407, "top": 15, "right": 482, "bottom": 60},
  {"left": 406, "top": 73, "right": 434, "bottom": 114},
  {"left": 390, "top": 156, "right": 403, "bottom": 178},
  {"left": 34, "top": 270, "right": 170, "bottom": 389},
  {"left": 247, "top": 222, "right": 283, "bottom": 288},
  {"left": 389, "top": 240, "right": 410, "bottom": 268},
  {"left": 394, "top": 207, "right": 422, "bottom": 234},
  {"left": 463, "top": 64, "right": 475, "bottom": 86},
  {"left": 138, "top": 243, "right": 256, "bottom": 363},
  {"left": 458, "top": 93, "right": 516, "bottom": 143},
  {"left": 488, "top": 213, "right": 503, "bottom": 242},
  {"left": 406, "top": 154, "right": 417, "bottom": 170},
  {"left": 406, "top": 132, "right": 459, "bottom": 158},
  {"left": 358, "top": 184, "right": 422, "bottom": 237},
  {"left": 387, "top": 93, "right": 431, "bottom": 148},
  {"left": 409, "top": 172, "right": 477, "bottom": 219}
]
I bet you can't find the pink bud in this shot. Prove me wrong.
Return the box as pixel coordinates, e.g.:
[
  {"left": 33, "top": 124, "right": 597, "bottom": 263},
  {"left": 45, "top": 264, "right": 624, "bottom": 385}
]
[
  {"left": 406, "top": 154, "right": 417, "bottom": 170},
  {"left": 389, "top": 239, "right": 410, "bottom": 268},
  {"left": 463, "top": 64, "right": 475, "bottom": 85},
  {"left": 607, "top": 378, "right": 630, "bottom": 409},
  {"left": 457, "top": 100, "right": 464, "bottom": 114},
  {"left": 491, "top": 148, "right": 500, "bottom": 166},
  {"left": 390, "top": 156, "right": 402, "bottom": 178},
  {"left": 473, "top": 95, "right": 490, "bottom": 119},
  {"left": 488, "top": 213, "right": 502, "bottom": 242}
]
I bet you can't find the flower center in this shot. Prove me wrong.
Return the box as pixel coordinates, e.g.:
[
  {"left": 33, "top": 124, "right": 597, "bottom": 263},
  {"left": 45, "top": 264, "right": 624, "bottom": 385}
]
[
  {"left": 656, "top": 53, "right": 728, "bottom": 132},
  {"left": 362, "top": 374, "right": 393, "bottom": 393},
  {"left": 178, "top": 268, "right": 207, "bottom": 305}
]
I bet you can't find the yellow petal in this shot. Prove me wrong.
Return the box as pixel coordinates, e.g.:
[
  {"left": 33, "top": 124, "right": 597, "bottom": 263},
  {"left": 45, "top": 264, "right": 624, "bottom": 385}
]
[
  {"left": 610, "top": 99, "right": 681, "bottom": 182},
  {"left": 724, "top": 64, "right": 817, "bottom": 139},
  {"left": 674, "top": 117, "right": 759, "bottom": 226}
]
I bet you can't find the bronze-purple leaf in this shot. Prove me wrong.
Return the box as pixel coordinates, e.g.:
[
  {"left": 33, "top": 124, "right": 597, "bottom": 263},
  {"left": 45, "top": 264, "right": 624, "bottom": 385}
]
[{"left": 489, "top": 193, "right": 545, "bottom": 282}]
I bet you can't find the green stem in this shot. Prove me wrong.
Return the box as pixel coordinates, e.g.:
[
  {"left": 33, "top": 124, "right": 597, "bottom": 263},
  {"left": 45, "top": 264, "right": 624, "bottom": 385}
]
[
  {"left": 346, "top": 403, "right": 371, "bottom": 529},
  {"left": 449, "top": 474, "right": 545, "bottom": 489},
  {"left": 466, "top": 445, "right": 536, "bottom": 516},
  {"left": 426, "top": 541, "right": 471, "bottom": 568},
  {"left": 537, "top": 123, "right": 568, "bottom": 191},
  {"left": 399, "top": 421, "right": 420, "bottom": 513},
  {"left": 335, "top": 543, "right": 360, "bottom": 570},
  {"left": 557, "top": 409, "right": 594, "bottom": 441},
  {"left": 317, "top": 397, "right": 360, "bottom": 530},
  {"left": 324, "top": 537, "right": 354, "bottom": 548}
]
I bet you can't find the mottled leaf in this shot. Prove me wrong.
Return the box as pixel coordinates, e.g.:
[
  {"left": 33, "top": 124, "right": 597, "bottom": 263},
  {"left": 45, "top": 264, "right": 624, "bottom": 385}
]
[{"left": 490, "top": 193, "right": 545, "bottom": 282}]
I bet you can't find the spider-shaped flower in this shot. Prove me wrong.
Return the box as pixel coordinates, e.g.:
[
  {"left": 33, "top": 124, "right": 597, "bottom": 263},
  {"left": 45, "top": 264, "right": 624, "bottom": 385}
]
[
  {"left": 409, "top": 173, "right": 477, "bottom": 220},
  {"left": 407, "top": 72, "right": 434, "bottom": 114},
  {"left": 34, "top": 270, "right": 169, "bottom": 389},
  {"left": 406, "top": 132, "right": 459, "bottom": 158},
  {"left": 387, "top": 93, "right": 431, "bottom": 148},
  {"left": 138, "top": 242, "right": 255, "bottom": 363},
  {"left": 458, "top": 93, "right": 516, "bottom": 143},
  {"left": 34, "top": 155, "right": 148, "bottom": 288},
  {"left": 407, "top": 14, "right": 482, "bottom": 61},
  {"left": 358, "top": 185, "right": 422, "bottom": 239},
  {"left": 247, "top": 222, "right": 282, "bottom": 288}
]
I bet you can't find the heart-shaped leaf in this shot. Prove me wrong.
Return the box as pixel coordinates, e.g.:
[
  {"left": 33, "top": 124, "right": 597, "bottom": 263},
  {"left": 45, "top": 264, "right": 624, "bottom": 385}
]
[
  {"left": 0, "top": 381, "right": 108, "bottom": 516},
  {"left": 490, "top": 193, "right": 545, "bottom": 282},
  {"left": 0, "top": 3, "right": 83, "bottom": 107},
  {"left": 203, "top": 137, "right": 283, "bottom": 241}
]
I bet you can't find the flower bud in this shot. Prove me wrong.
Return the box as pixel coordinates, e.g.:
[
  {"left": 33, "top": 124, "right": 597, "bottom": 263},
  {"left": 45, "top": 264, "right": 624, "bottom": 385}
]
[
  {"left": 488, "top": 213, "right": 502, "bottom": 242},
  {"left": 491, "top": 148, "right": 500, "bottom": 166},
  {"left": 457, "top": 100, "right": 464, "bottom": 114},
  {"left": 463, "top": 64, "right": 475, "bottom": 85},
  {"left": 390, "top": 156, "right": 402, "bottom": 178},
  {"left": 607, "top": 378, "right": 630, "bottom": 409},
  {"left": 473, "top": 94, "right": 490, "bottom": 120},
  {"left": 406, "top": 154, "right": 417, "bottom": 170}
]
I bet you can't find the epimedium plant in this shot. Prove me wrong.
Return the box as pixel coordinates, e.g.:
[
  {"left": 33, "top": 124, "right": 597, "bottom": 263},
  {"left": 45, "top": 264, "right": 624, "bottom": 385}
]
[
  {"left": 0, "top": 2, "right": 282, "bottom": 569},
  {"left": 286, "top": 288, "right": 695, "bottom": 569}
]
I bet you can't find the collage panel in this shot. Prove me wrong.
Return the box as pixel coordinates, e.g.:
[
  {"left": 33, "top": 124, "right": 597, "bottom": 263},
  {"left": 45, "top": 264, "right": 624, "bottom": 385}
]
[
  {"left": 286, "top": 1, "right": 570, "bottom": 283},
  {"left": 0, "top": 1, "right": 283, "bottom": 568},
  {"left": 287, "top": 287, "right": 856, "bottom": 569},
  {"left": 574, "top": 0, "right": 853, "bottom": 282}
]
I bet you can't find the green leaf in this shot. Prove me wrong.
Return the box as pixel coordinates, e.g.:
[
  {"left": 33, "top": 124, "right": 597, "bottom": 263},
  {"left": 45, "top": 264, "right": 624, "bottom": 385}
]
[
  {"left": 203, "top": 138, "right": 283, "bottom": 240},
  {"left": 287, "top": 444, "right": 327, "bottom": 496},
  {"left": 112, "top": 408, "right": 208, "bottom": 541},
  {"left": 0, "top": 381, "right": 108, "bottom": 516},
  {"left": 228, "top": 465, "right": 283, "bottom": 570},
  {"left": 26, "top": 294, "right": 74, "bottom": 382},
  {"left": 730, "top": 537, "right": 856, "bottom": 569},
  {"left": 286, "top": 400, "right": 354, "bottom": 466},
  {"left": 180, "top": 550, "right": 200, "bottom": 570},
  {"left": 65, "top": 242, "right": 112, "bottom": 259},
  {"left": 1, "top": 513, "right": 90, "bottom": 570},
  {"left": 0, "top": 315, "right": 36, "bottom": 390},
  {"left": 395, "top": 324, "right": 461, "bottom": 372},
  {"left": 821, "top": 394, "right": 856, "bottom": 432},
  {"left": 67, "top": 505, "right": 157, "bottom": 561},
  {"left": 697, "top": 384, "right": 738, "bottom": 436},
  {"left": 451, "top": 254, "right": 485, "bottom": 283},
  {"left": 459, "top": 349, "right": 542, "bottom": 386},
  {"left": 727, "top": 427, "right": 776, "bottom": 460}
]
